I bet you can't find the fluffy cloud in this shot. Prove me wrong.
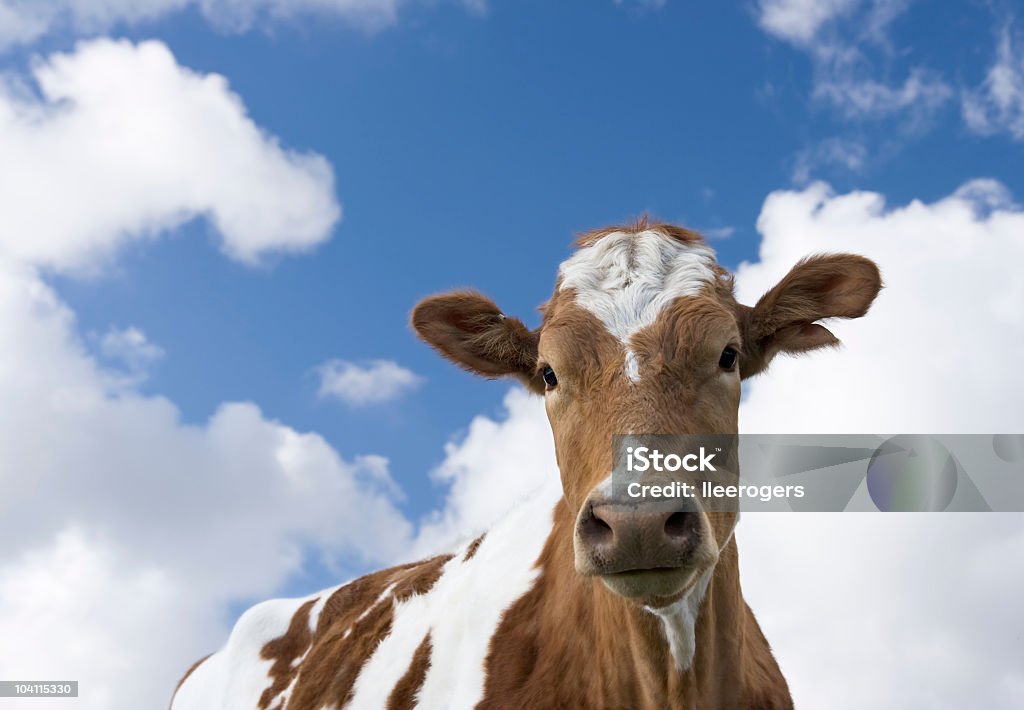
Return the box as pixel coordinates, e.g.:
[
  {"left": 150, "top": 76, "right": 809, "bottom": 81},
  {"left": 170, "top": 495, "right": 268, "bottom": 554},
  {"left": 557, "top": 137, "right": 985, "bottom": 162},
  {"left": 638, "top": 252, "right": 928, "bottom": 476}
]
[
  {"left": 739, "top": 515, "right": 1024, "bottom": 708},
  {"left": 963, "top": 25, "right": 1024, "bottom": 141},
  {"left": 413, "top": 179, "right": 1024, "bottom": 708},
  {"left": 98, "top": 326, "right": 164, "bottom": 377},
  {"left": 0, "top": 258, "right": 414, "bottom": 709},
  {"left": 0, "top": 528, "right": 222, "bottom": 710},
  {"left": 316, "top": 359, "right": 423, "bottom": 406},
  {"left": 410, "top": 388, "right": 560, "bottom": 559},
  {"left": 0, "top": 0, "right": 484, "bottom": 50},
  {"left": 736, "top": 178, "right": 1024, "bottom": 434},
  {"left": 0, "top": 38, "right": 340, "bottom": 273}
]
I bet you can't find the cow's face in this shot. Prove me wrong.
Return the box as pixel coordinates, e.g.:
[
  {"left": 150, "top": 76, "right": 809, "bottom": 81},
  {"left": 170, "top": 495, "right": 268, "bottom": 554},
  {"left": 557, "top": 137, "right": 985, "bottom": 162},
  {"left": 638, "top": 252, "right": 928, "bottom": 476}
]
[
  {"left": 536, "top": 232, "right": 742, "bottom": 604},
  {"left": 413, "top": 221, "right": 881, "bottom": 607}
]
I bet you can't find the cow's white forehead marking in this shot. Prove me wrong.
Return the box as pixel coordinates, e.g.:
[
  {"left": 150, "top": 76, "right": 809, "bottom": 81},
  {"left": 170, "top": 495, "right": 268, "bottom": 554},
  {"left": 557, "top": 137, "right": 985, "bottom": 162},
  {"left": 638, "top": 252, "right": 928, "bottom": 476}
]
[{"left": 558, "top": 230, "right": 716, "bottom": 381}]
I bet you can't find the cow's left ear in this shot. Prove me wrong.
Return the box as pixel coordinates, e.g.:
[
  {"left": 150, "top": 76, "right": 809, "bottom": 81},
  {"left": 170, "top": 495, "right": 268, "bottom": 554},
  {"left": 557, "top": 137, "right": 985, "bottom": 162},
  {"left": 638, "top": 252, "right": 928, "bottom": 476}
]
[
  {"left": 412, "top": 290, "right": 544, "bottom": 394},
  {"left": 738, "top": 254, "right": 882, "bottom": 379}
]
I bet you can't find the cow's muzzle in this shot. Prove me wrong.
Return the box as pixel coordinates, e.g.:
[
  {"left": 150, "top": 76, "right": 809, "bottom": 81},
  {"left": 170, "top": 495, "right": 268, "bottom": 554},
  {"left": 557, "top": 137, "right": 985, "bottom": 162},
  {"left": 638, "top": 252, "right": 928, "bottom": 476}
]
[{"left": 574, "top": 494, "right": 716, "bottom": 601}]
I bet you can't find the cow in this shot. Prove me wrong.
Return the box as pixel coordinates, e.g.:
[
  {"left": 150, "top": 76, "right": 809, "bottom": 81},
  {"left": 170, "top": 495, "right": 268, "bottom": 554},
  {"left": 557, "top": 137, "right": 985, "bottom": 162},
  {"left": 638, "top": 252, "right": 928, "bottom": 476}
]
[{"left": 172, "top": 218, "right": 882, "bottom": 709}]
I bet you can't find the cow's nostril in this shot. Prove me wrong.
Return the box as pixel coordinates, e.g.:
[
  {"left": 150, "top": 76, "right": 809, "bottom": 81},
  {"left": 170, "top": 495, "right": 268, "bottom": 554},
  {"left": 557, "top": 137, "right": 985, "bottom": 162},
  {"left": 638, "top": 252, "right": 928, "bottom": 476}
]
[
  {"left": 579, "top": 506, "right": 614, "bottom": 545},
  {"left": 664, "top": 512, "right": 695, "bottom": 540}
]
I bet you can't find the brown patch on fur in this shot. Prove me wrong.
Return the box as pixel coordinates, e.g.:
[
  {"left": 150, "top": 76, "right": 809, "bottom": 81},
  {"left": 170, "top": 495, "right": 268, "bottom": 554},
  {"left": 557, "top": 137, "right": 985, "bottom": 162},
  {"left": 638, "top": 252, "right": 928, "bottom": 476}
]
[
  {"left": 259, "top": 599, "right": 317, "bottom": 709},
  {"left": 464, "top": 533, "right": 486, "bottom": 561},
  {"left": 391, "top": 554, "right": 452, "bottom": 602},
  {"left": 279, "top": 554, "right": 452, "bottom": 710},
  {"left": 386, "top": 633, "right": 433, "bottom": 710}
]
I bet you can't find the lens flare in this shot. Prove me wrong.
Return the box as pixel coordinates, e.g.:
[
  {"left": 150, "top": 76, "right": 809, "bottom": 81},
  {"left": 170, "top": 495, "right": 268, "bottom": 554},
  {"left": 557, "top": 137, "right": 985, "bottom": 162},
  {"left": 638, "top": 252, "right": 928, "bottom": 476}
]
[{"left": 867, "top": 436, "right": 958, "bottom": 512}]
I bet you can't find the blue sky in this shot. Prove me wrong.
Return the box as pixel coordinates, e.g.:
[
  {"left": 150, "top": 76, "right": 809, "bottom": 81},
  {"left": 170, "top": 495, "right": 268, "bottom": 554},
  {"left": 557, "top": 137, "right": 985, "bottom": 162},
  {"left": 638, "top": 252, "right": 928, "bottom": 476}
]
[
  {"left": 33, "top": 0, "right": 1024, "bottom": 521},
  {"left": 1, "top": 1, "right": 1023, "bottom": 707}
]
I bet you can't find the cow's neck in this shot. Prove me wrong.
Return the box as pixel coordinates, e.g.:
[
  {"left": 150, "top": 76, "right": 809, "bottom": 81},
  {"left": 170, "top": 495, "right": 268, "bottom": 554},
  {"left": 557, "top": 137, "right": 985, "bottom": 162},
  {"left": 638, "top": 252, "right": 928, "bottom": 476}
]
[{"left": 481, "top": 499, "right": 747, "bottom": 709}]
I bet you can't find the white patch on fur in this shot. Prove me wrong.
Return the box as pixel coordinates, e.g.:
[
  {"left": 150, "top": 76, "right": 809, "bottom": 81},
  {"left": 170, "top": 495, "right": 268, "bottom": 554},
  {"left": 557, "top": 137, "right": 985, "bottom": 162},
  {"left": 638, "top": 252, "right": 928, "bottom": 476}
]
[
  {"left": 171, "top": 594, "right": 317, "bottom": 710},
  {"left": 345, "top": 479, "right": 562, "bottom": 709},
  {"left": 646, "top": 568, "right": 713, "bottom": 671},
  {"left": 306, "top": 584, "right": 338, "bottom": 631},
  {"left": 558, "top": 230, "right": 716, "bottom": 380}
]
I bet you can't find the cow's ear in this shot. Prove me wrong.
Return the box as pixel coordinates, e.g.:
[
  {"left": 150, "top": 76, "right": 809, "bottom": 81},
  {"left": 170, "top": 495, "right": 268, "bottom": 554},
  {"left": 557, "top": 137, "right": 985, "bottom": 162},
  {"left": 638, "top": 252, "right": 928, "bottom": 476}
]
[
  {"left": 739, "top": 254, "right": 882, "bottom": 379},
  {"left": 412, "top": 290, "right": 544, "bottom": 394}
]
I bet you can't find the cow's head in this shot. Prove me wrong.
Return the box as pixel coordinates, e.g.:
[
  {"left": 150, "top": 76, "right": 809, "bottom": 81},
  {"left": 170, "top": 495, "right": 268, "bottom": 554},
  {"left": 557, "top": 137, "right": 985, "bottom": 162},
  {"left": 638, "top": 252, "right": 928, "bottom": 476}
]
[{"left": 413, "top": 220, "right": 881, "bottom": 607}]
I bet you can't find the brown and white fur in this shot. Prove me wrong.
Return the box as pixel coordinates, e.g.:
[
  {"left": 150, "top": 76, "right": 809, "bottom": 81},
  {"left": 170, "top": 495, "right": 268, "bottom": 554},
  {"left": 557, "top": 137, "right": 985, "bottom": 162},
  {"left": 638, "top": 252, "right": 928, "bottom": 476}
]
[{"left": 172, "top": 219, "right": 882, "bottom": 709}]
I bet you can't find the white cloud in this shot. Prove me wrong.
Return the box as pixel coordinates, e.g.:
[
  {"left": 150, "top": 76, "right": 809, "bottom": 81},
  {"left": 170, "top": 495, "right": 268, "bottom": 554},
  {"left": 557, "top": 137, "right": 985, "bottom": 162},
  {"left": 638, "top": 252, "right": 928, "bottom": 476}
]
[
  {"left": 410, "top": 388, "right": 560, "bottom": 559},
  {"left": 755, "top": 0, "right": 953, "bottom": 126},
  {"left": 0, "top": 528, "right": 222, "bottom": 710},
  {"left": 411, "top": 179, "right": 1024, "bottom": 708},
  {"left": 739, "top": 515, "right": 1024, "bottom": 709},
  {"left": 757, "top": 0, "right": 858, "bottom": 45},
  {"left": 98, "top": 325, "right": 164, "bottom": 376},
  {"left": 316, "top": 358, "right": 423, "bottom": 406},
  {"left": 199, "top": 0, "right": 401, "bottom": 33},
  {"left": 963, "top": 25, "right": 1024, "bottom": 141},
  {"left": 792, "top": 136, "right": 867, "bottom": 183},
  {"left": 702, "top": 225, "right": 736, "bottom": 239},
  {"left": 0, "top": 258, "right": 415, "bottom": 708},
  {"left": 0, "top": 0, "right": 483, "bottom": 50},
  {"left": 950, "top": 177, "right": 1019, "bottom": 213},
  {"left": 735, "top": 178, "right": 1024, "bottom": 435},
  {"left": 0, "top": 38, "right": 340, "bottom": 273},
  {"left": 813, "top": 66, "right": 952, "bottom": 121}
]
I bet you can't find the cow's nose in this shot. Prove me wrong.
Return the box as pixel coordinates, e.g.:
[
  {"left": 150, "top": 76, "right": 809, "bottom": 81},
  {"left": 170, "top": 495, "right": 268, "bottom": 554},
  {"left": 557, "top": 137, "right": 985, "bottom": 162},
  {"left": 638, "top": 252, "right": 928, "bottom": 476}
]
[{"left": 576, "top": 501, "right": 701, "bottom": 575}]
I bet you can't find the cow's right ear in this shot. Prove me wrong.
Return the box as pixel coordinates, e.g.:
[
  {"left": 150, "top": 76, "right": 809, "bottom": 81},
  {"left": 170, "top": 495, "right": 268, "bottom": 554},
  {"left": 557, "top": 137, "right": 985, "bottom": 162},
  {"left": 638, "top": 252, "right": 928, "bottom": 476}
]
[{"left": 412, "top": 291, "right": 544, "bottom": 394}]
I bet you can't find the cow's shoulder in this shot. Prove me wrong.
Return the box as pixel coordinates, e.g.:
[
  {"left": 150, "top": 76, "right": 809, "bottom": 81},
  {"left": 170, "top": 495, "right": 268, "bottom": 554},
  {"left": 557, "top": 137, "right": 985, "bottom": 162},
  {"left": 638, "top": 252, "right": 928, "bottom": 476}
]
[
  {"left": 170, "top": 556, "right": 445, "bottom": 710},
  {"left": 170, "top": 591, "right": 323, "bottom": 709}
]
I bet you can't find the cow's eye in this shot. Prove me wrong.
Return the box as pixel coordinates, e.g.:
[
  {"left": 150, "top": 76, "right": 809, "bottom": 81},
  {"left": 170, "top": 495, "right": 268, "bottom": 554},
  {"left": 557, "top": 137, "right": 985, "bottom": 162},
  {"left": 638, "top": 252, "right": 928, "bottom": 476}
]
[
  {"left": 719, "top": 346, "right": 738, "bottom": 371},
  {"left": 542, "top": 366, "right": 558, "bottom": 389}
]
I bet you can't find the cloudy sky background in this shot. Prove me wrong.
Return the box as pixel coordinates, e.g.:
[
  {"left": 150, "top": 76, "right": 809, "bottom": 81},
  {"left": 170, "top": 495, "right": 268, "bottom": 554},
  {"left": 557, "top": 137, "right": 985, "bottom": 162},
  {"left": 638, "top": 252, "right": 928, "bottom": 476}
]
[{"left": 0, "top": 1, "right": 1022, "bottom": 707}]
